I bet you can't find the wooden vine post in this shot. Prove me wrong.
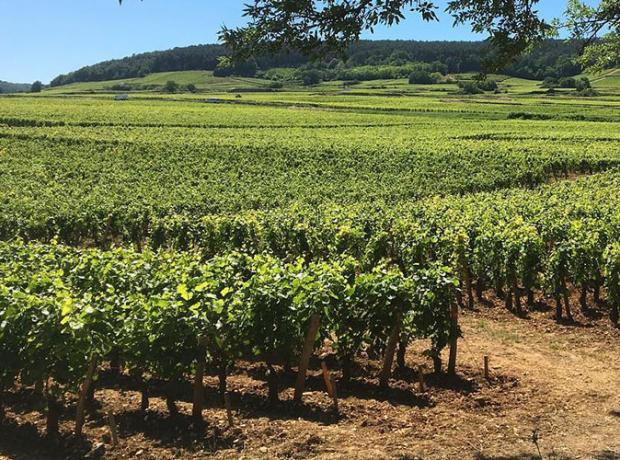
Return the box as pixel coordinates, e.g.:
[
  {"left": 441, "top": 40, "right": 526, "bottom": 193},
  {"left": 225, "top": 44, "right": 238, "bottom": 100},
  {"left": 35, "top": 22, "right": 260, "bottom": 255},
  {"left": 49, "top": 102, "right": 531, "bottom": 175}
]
[
  {"left": 417, "top": 366, "right": 426, "bottom": 393},
  {"left": 139, "top": 373, "right": 149, "bottom": 412},
  {"left": 379, "top": 314, "right": 402, "bottom": 388},
  {"left": 75, "top": 355, "right": 98, "bottom": 436},
  {"left": 294, "top": 314, "right": 321, "bottom": 403},
  {"left": 457, "top": 238, "right": 474, "bottom": 309},
  {"left": 46, "top": 391, "right": 62, "bottom": 437},
  {"left": 224, "top": 391, "right": 234, "bottom": 427},
  {"left": 555, "top": 293, "right": 563, "bottom": 321},
  {"left": 107, "top": 410, "right": 119, "bottom": 448},
  {"left": 464, "top": 266, "right": 474, "bottom": 309},
  {"left": 563, "top": 279, "right": 573, "bottom": 321},
  {"left": 512, "top": 274, "right": 522, "bottom": 315},
  {"left": 475, "top": 276, "right": 485, "bottom": 301},
  {"left": 484, "top": 355, "right": 490, "bottom": 380},
  {"left": 448, "top": 302, "right": 459, "bottom": 376},
  {"left": 594, "top": 273, "right": 602, "bottom": 304},
  {"left": 192, "top": 336, "right": 207, "bottom": 423},
  {"left": 321, "top": 361, "right": 339, "bottom": 414}
]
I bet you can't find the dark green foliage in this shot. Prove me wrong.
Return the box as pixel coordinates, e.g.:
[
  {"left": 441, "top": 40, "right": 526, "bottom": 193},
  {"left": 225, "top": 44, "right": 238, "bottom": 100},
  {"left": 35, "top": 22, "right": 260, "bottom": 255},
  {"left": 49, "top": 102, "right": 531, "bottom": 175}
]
[
  {"left": 553, "top": 77, "right": 595, "bottom": 95},
  {"left": 575, "top": 77, "right": 591, "bottom": 91},
  {"left": 0, "top": 81, "right": 30, "bottom": 93},
  {"left": 457, "top": 81, "right": 483, "bottom": 94},
  {"left": 457, "top": 78, "right": 497, "bottom": 93},
  {"left": 476, "top": 79, "right": 498, "bottom": 91},
  {"left": 559, "top": 77, "right": 577, "bottom": 88},
  {"left": 576, "top": 87, "right": 598, "bottom": 97},
  {"left": 408, "top": 70, "right": 437, "bottom": 84},
  {"left": 301, "top": 69, "right": 322, "bottom": 86},
  {"left": 30, "top": 81, "right": 43, "bottom": 93},
  {"left": 213, "top": 57, "right": 258, "bottom": 78},
  {"left": 163, "top": 80, "right": 179, "bottom": 93},
  {"left": 109, "top": 82, "right": 135, "bottom": 91}
]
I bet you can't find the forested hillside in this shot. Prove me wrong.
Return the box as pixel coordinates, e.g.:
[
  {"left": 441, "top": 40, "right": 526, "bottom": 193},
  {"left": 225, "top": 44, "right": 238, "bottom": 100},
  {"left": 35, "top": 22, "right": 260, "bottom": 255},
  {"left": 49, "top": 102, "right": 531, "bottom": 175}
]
[
  {"left": 51, "top": 39, "right": 585, "bottom": 86},
  {"left": 0, "top": 80, "right": 30, "bottom": 93}
]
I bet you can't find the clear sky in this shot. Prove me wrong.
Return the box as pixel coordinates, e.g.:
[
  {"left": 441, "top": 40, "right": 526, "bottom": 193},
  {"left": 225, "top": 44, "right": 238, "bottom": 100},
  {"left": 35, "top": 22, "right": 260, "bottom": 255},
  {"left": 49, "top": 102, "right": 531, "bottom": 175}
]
[{"left": 0, "top": 0, "right": 578, "bottom": 84}]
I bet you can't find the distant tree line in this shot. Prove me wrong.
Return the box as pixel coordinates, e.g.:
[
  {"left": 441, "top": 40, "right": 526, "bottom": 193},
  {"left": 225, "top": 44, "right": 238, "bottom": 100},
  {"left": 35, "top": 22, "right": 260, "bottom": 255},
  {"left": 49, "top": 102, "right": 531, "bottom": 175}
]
[
  {"left": 51, "top": 45, "right": 229, "bottom": 86},
  {"left": 542, "top": 75, "right": 597, "bottom": 97},
  {"left": 0, "top": 81, "right": 31, "bottom": 94},
  {"left": 51, "top": 39, "right": 590, "bottom": 87},
  {"left": 261, "top": 61, "right": 450, "bottom": 86}
]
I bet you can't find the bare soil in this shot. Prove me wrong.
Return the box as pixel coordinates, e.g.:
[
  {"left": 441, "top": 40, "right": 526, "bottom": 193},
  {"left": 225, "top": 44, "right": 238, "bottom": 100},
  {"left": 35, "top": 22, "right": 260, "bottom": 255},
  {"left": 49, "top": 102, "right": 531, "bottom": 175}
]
[{"left": 1, "top": 292, "right": 620, "bottom": 460}]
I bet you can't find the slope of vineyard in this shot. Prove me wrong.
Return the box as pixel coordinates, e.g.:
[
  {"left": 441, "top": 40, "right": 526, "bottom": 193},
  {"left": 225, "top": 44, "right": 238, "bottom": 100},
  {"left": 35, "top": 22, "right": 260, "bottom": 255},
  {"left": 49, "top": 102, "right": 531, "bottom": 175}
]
[
  {"left": 43, "top": 71, "right": 273, "bottom": 94},
  {"left": 1, "top": 84, "right": 620, "bottom": 459}
]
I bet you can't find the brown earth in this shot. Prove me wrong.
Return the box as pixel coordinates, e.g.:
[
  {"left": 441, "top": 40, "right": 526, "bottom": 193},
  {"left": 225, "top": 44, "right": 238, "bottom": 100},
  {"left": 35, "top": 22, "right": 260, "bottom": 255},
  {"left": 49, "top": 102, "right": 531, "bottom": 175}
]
[{"left": 1, "top": 292, "right": 620, "bottom": 460}]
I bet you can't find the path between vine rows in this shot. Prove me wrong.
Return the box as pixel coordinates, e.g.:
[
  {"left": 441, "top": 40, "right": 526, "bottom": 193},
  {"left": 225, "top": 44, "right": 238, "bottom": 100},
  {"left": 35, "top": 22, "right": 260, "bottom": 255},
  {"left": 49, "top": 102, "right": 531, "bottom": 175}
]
[{"left": 1, "top": 295, "right": 620, "bottom": 460}]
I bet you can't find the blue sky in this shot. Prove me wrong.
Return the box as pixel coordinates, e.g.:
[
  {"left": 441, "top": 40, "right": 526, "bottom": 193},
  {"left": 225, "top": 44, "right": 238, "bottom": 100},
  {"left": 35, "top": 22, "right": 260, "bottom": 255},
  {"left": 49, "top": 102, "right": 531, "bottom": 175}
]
[{"left": 1, "top": 1, "right": 578, "bottom": 84}]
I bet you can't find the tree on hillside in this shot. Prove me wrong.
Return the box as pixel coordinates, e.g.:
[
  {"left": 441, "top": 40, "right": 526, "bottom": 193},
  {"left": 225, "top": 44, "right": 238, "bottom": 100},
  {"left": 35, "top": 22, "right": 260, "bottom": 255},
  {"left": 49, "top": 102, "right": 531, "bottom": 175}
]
[
  {"left": 300, "top": 69, "right": 322, "bottom": 86},
  {"left": 213, "top": 56, "right": 258, "bottom": 77},
  {"left": 164, "top": 80, "right": 179, "bottom": 93},
  {"left": 575, "top": 76, "right": 591, "bottom": 90},
  {"left": 30, "top": 81, "right": 43, "bottom": 93},
  {"left": 408, "top": 70, "right": 436, "bottom": 84}
]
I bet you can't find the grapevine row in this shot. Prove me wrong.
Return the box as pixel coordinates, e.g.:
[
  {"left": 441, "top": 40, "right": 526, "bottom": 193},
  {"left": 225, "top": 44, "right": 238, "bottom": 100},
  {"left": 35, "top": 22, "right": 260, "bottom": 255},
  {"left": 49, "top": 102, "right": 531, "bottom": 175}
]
[
  {"left": 0, "top": 240, "right": 458, "bottom": 434},
  {"left": 6, "top": 170, "right": 620, "bottom": 321}
]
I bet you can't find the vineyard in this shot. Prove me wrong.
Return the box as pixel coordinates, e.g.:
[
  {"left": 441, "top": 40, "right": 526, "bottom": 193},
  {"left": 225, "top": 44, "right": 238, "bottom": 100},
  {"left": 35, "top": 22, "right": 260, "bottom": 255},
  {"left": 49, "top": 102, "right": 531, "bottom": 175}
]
[{"left": 1, "top": 83, "right": 620, "bottom": 458}]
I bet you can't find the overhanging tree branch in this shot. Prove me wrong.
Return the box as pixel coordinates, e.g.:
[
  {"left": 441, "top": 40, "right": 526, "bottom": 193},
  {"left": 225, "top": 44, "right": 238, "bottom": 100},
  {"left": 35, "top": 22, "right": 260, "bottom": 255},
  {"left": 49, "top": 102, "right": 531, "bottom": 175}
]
[{"left": 118, "top": 0, "right": 619, "bottom": 72}]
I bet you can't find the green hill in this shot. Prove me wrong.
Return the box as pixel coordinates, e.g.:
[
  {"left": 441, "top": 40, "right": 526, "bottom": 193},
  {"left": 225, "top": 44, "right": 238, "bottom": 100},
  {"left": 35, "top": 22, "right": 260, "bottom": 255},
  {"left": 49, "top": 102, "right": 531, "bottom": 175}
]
[
  {"left": 591, "top": 68, "right": 620, "bottom": 91},
  {"left": 50, "top": 39, "right": 588, "bottom": 87}
]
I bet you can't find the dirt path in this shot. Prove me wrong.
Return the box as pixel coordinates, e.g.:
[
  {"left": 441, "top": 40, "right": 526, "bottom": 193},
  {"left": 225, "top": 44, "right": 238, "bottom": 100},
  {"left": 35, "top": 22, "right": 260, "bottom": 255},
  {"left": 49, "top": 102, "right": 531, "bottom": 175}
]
[
  {"left": 284, "top": 306, "right": 620, "bottom": 460},
  {"left": 1, "top": 301, "right": 620, "bottom": 460},
  {"left": 456, "top": 308, "right": 620, "bottom": 460}
]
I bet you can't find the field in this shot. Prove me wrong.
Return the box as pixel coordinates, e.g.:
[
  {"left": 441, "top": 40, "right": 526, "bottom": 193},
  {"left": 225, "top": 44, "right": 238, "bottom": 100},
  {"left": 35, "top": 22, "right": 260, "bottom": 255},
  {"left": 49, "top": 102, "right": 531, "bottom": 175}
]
[{"left": 1, "top": 73, "right": 620, "bottom": 460}]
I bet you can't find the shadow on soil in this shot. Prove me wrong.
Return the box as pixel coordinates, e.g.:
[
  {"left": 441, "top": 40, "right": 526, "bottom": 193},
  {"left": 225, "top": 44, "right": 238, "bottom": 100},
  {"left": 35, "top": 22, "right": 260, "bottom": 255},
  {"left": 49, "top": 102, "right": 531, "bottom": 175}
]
[
  {"left": 0, "top": 418, "right": 94, "bottom": 460},
  {"left": 475, "top": 453, "right": 570, "bottom": 460},
  {"left": 115, "top": 409, "right": 238, "bottom": 452},
  {"left": 0, "top": 359, "right": 487, "bottom": 460},
  {"left": 595, "top": 451, "right": 620, "bottom": 460}
]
